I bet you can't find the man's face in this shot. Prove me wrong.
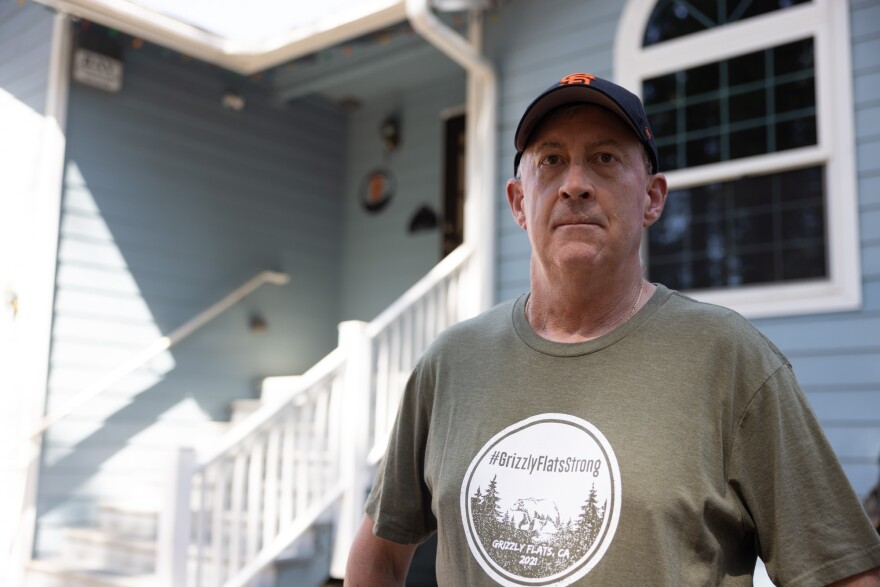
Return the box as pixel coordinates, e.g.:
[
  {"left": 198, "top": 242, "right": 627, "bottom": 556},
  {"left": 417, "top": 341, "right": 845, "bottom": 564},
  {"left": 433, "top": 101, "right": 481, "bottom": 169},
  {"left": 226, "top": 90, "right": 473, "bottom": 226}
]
[{"left": 507, "top": 105, "right": 666, "bottom": 280}]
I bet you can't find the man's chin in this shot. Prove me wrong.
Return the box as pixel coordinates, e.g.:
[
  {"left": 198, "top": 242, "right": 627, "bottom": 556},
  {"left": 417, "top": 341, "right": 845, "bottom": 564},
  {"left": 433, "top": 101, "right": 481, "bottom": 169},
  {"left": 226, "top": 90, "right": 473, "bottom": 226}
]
[{"left": 549, "top": 244, "right": 605, "bottom": 270}]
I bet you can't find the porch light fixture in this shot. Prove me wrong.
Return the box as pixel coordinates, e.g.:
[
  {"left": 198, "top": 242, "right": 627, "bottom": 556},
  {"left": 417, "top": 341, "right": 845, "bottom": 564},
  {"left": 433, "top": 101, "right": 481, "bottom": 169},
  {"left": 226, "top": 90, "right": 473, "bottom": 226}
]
[
  {"left": 380, "top": 114, "right": 401, "bottom": 151},
  {"left": 249, "top": 313, "right": 267, "bottom": 333}
]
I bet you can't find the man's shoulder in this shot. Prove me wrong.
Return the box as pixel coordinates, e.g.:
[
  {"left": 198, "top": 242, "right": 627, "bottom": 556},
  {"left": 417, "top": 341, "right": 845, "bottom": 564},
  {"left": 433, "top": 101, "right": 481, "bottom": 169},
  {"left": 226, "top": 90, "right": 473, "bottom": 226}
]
[
  {"left": 657, "top": 286, "right": 789, "bottom": 365},
  {"left": 661, "top": 287, "right": 745, "bottom": 323}
]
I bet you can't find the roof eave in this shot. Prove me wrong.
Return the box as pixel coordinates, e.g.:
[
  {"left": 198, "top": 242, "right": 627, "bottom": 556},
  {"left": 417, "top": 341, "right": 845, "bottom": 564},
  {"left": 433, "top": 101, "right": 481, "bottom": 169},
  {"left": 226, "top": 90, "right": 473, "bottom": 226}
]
[{"left": 32, "top": 0, "right": 408, "bottom": 75}]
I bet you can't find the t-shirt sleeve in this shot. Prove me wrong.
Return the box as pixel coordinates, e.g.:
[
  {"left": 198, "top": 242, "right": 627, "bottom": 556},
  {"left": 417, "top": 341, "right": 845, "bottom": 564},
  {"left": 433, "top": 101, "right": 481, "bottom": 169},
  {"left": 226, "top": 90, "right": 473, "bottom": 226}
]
[
  {"left": 364, "top": 359, "right": 438, "bottom": 545},
  {"left": 729, "top": 365, "right": 880, "bottom": 587}
]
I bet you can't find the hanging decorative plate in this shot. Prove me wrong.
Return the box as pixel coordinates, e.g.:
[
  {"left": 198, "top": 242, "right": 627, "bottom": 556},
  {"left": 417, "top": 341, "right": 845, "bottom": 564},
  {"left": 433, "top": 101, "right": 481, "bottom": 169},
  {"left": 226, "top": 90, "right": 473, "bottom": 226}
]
[{"left": 361, "top": 169, "right": 394, "bottom": 213}]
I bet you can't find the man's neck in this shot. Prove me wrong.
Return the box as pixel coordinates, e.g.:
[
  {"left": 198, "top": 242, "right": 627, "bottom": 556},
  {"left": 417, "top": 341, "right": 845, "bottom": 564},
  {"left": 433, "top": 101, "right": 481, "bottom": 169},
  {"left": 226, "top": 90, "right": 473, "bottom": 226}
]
[{"left": 525, "top": 265, "right": 652, "bottom": 343}]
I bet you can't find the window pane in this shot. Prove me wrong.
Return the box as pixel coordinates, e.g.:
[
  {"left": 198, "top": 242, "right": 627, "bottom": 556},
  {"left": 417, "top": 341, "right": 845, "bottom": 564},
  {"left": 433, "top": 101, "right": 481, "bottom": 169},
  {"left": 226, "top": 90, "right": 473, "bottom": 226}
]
[
  {"left": 649, "top": 107, "right": 677, "bottom": 140},
  {"left": 728, "top": 48, "right": 765, "bottom": 82},
  {"left": 774, "top": 36, "right": 814, "bottom": 75},
  {"left": 775, "top": 77, "right": 816, "bottom": 112},
  {"left": 644, "top": 0, "right": 811, "bottom": 46},
  {"left": 775, "top": 117, "right": 816, "bottom": 151},
  {"left": 782, "top": 243, "right": 826, "bottom": 280},
  {"left": 685, "top": 62, "right": 720, "bottom": 96},
  {"left": 729, "top": 126, "right": 767, "bottom": 160},
  {"left": 658, "top": 144, "right": 680, "bottom": 171},
  {"left": 729, "top": 89, "right": 766, "bottom": 124},
  {"left": 643, "top": 72, "right": 679, "bottom": 104},
  {"left": 686, "top": 98, "right": 721, "bottom": 129},
  {"left": 644, "top": 1, "right": 715, "bottom": 46},
  {"left": 737, "top": 0, "right": 811, "bottom": 22},
  {"left": 686, "top": 136, "right": 722, "bottom": 166},
  {"left": 643, "top": 38, "right": 816, "bottom": 171},
  {"left": 647, "top": 166, "right": 826, "bottom": 290}
]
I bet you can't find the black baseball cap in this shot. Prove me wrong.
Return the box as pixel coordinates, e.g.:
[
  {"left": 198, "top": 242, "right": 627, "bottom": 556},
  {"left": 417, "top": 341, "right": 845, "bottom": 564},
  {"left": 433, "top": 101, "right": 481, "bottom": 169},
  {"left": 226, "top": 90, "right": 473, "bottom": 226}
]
[{"left": 513, "top": 73, "right": 659, "bottom": 175}]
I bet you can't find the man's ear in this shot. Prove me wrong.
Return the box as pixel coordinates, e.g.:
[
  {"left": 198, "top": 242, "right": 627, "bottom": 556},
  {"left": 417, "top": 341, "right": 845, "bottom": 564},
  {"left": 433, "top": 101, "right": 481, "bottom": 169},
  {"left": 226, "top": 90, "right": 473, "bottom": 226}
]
[
  {"left": 507, "top": 178, "right": 527, "bottom": 230},
  {"left": 643, "top": 173, "right": 668, "bottom": 228}
]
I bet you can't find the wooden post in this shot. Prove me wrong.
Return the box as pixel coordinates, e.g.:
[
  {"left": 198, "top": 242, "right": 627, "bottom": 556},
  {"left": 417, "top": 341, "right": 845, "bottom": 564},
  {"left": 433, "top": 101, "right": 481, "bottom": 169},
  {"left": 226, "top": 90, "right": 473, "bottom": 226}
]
[
  {"left": 329, "top": 320, "right": 372, "bottom": 578},
  {"left": 157, "top": 447, "right": 195, "bottom": 587}
]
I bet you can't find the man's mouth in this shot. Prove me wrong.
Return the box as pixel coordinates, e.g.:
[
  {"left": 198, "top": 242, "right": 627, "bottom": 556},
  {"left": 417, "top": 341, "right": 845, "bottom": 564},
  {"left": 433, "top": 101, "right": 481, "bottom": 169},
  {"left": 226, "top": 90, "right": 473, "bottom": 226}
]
[{"left": 555, "top": 218, "right": 598, "bottom": 228}]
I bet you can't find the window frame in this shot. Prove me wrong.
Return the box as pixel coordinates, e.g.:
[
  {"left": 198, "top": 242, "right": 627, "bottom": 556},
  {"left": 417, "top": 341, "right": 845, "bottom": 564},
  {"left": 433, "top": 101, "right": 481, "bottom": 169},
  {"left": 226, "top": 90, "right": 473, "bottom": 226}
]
[{"left": 614, "top": 0, "right": 861, "bottom": 319}]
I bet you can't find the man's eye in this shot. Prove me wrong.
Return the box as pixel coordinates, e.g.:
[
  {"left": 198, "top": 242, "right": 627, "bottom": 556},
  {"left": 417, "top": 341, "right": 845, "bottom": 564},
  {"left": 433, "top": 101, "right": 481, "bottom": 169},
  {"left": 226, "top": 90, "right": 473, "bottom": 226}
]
[
  {"left": 596, "top": 153, "right": 617, "bottom": 164},
  {"left": 543, "top": 155, "right": 561, "bottom": 165}
]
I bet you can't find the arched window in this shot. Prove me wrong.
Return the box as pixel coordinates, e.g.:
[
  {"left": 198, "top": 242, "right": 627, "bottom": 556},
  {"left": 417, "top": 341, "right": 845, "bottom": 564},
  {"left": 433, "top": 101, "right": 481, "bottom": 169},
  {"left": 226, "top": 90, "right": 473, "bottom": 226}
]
[{"left": 615, "top": 0, "right": 860, "bottom": 318}]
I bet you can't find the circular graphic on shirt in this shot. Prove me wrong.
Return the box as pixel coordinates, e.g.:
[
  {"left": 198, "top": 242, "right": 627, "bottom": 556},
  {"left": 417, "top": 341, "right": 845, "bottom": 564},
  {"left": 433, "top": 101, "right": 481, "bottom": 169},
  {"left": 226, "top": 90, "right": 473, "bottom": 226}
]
[{"left": 460, "top": 413, "right": 621, "bottom": 586}]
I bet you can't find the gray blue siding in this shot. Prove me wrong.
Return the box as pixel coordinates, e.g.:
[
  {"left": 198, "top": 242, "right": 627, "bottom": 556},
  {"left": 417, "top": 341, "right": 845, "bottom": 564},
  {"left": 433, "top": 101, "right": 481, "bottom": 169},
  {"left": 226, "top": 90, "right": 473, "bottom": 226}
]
[
  {"left": 0, "top": 0, "right": 54, "bottom": 112},
  {"left": 36, "top": 38, "right": 347, "bottom": 555},
  {"left": 340, "top": 67, "right": 465, "bottom": 321}
]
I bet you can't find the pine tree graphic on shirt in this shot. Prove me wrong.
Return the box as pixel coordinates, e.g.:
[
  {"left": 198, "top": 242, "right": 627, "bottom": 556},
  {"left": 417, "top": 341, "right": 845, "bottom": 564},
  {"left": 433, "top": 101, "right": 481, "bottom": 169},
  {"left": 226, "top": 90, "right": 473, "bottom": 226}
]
[{"left": 470, "top": 475, "right": 607, "bottom": 578}]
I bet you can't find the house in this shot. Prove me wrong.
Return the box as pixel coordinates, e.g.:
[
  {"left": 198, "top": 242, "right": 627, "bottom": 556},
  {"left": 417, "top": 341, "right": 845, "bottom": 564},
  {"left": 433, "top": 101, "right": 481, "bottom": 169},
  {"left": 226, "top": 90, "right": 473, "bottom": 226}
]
[{"left": 1, "top": 0, "right": 877, "bottom": 585}]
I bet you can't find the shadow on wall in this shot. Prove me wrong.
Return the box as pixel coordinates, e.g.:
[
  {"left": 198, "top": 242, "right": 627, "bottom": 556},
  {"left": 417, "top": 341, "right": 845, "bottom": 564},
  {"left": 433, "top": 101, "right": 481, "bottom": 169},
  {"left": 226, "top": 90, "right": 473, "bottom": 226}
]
[{"left": 35, "top": 34, "right": 348, "bottom": 554}]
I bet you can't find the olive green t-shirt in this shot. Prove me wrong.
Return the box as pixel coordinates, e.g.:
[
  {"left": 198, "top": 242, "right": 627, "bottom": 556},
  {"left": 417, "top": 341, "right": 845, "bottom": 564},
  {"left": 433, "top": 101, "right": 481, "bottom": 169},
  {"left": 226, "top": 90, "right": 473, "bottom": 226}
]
[{"left": 366, "top": 285, "right": 880, "bottom": 586}]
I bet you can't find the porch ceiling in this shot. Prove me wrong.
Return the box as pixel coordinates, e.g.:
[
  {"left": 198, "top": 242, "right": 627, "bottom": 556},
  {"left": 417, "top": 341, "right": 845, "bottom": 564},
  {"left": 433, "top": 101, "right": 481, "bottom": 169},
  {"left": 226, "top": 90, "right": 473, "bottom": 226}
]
[{"left": 270, "top": 22, "right": 465, "bottom": 107}]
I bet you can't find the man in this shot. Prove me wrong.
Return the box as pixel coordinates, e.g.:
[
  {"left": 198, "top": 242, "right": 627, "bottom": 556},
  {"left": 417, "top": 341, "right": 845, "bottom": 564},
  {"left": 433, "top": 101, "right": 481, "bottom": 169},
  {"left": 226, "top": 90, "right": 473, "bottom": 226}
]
[{"left": 345, "top": 74, "right": 880, "bottom": 586}]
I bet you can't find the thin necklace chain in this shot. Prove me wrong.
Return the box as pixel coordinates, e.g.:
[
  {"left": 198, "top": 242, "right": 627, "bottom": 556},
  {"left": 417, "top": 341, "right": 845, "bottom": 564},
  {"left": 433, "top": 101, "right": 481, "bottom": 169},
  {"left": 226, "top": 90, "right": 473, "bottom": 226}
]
[{"left": 524, "top": 280, "right": 646, "bottom": 323}]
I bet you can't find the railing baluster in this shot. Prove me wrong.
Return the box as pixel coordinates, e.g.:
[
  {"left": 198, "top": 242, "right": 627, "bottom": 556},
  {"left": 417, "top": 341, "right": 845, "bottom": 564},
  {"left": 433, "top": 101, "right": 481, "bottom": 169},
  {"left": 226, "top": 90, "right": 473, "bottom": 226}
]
[
  {"left": 413, "top": 298, "right": 425, "bottom": 358},
  {"left": 388, "top": 319, "right": 402, "bottom": 441},
  {"left": 246, "top": 438, "right": 265, "bottom": 563},
  {"left": 327, "top": 375, "right": 344, "bottom": 477},
  {"left": 295, "top": 405, "right": 309, "bottom": 517},
  {"left": 314, "top": 388, "right": 330, "bottom": 493},
  {"left": 401, "top": 309, "right": 414, "bottom": 394},
  {"left": 263, "top": 427, "right": 281, "bottom": 548},
  {"left": 279, "top": 407, "right": 295, "bottom": 527},
  {"left": 195, "top": 470, "right": 207, "bottom": 587},
  {"left": 430, "top": 289, "right": 439, "bottom": 347},
  {"left": 229, "top": 448, "right": 248, "bottom": 578},
  {"left": 374, "top": 332, "right": 390, "bottom": 451},
  {"left": 211, "top": 462, "right": 227, "bottom": 587}
]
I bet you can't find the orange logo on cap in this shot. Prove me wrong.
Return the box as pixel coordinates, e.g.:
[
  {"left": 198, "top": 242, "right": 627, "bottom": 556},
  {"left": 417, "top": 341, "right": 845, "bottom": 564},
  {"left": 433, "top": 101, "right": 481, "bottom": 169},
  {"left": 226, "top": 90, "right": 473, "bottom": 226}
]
[
  {"left": 560, "top": 73, "right": 596, "bottom": 86},
  {"left": 644, "top": 126, "right": 652, "bottom": 140}
]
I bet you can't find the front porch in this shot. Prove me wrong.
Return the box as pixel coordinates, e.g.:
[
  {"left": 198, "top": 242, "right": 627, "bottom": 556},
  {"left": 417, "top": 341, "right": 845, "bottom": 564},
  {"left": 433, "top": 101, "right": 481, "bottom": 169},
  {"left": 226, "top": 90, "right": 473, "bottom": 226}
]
[{"left": 16, "top": 3, "right": 497, "bottom": 584}]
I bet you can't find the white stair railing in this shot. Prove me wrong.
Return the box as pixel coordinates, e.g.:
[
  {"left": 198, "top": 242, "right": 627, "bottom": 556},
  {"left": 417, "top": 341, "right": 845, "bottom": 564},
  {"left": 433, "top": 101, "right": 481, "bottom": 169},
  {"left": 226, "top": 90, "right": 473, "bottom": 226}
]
[
  {"left": 30, "top": 270, "right": 291, "bottom": 439},
  {"left": 16, "top": 270, "right": 290, "bottom": 583},
  {"left": 365, "top": 243, "right": 477, "bottom": 462},
  {"left": 160, "top": 244, "right": 476, "bottom": 587}
]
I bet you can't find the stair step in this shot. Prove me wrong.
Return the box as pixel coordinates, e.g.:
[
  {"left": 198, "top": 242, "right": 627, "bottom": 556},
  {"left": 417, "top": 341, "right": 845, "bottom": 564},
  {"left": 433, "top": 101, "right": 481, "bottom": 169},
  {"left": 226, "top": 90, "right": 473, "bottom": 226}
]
[
  {"left": 28, "top": 557, "right": 234, "bottom": 587},
  {"left": 97, "top": 503, "right": 160, "bottom": 541},
  {"left": 26, "top": 559, "right": 154, "bottom": 587},
  {"left": 62, "top": 528, "right": 156, "bottom": 575},
  {"left": 59, "top": 515, "right": 328, "bottom": 576}
]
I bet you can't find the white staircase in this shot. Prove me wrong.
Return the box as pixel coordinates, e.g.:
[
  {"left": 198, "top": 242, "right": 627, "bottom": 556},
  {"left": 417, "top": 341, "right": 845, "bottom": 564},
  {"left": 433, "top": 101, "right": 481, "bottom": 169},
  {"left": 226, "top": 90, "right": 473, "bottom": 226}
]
[
  {"left": 25, "top": 244, "right": 477, "bottom": 587},
  {"left": 24, "top": 388, "right": 310, "bottom": 587}
]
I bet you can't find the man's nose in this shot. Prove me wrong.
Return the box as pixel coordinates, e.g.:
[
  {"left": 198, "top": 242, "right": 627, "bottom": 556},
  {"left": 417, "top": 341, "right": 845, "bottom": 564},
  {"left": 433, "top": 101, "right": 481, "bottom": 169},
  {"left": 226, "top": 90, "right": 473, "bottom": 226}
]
[{"left": 559, "top": 163, "right": 594, "bottom": 200}]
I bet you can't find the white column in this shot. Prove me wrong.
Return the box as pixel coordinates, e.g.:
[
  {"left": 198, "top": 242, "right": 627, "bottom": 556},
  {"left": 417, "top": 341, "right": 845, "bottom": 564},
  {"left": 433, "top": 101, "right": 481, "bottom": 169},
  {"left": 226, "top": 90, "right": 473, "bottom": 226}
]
[
  {"left": 156, "top": 447, "right": 196, "bottom": 587},
  {"left": 329, "top": 320, "right": 372, "bottom": 578}
]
